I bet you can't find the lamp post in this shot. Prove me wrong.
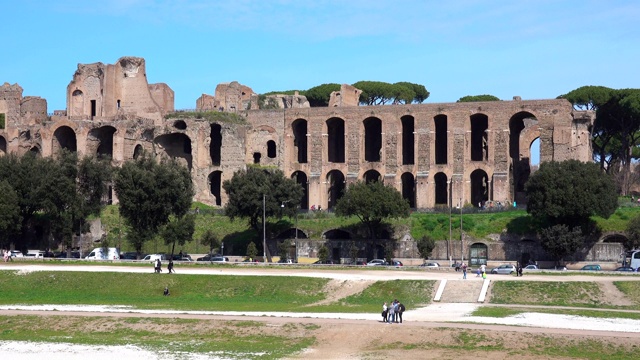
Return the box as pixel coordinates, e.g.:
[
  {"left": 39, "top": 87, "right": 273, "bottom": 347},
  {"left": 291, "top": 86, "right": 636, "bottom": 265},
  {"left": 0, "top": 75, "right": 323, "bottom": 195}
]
[{"left": 263, "top": 194, "right": 266, "bottom": 263}]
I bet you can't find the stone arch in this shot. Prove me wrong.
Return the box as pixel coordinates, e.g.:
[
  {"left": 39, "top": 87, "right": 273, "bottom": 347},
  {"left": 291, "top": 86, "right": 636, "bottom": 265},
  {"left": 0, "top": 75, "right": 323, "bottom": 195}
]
[
  {"left": 469, "top": 242, "right": 488, "bottom": 266},
  {"left": 267, "top": 140, "right": 276, "bottom": 158},
  {"left": 133, "top": 144, "right": 143, "bottom": 159},
  {"left": 208, "top": 170, "right": 222, "bottom": 206},
  {"left": 519, "top": 239, "right": 538, "bottom": 266},
  {"left": 401, "top": 172, "right": 415, "bottom": 208},
  {"left": 327, "top": 170, "right": 345, "bottom": 210},
  {"left": 292, "top": 118, "right": 307, "bottom": 163},
  {"left": 210, "top": 123, "right": 222, "bottom": 166},
  {"left": 601, "top": 233, "right": 629, "bottom": 244},
  {"left": 470, "top": 113, "right": 488, "bottom": 161},
  {"left": 470, "top": 169, "right": 489, "bottom": 207},
  {"left": 276, "top": 228, "right": 309, "bottom": 239},
  {"left": 509, "top": 111, "right": 538, "bottom": 203},
  {"left": 363, "top": 169, "right": 381, "bottom": 183},
  {"left": 0, "top": 135, "right": 6, "bottom": 156},
  {"left": 292, "top": 171, "right": 309, "bottom": 210},
  {"left": 434, "top": 172, "right": 448, "bottom": 205},
  {"left": 71, "top": 89, "right": 84, "bottom": 117},
  {"left": 153, "top": 133, "right": 192, "bottom": 171},
  {"left": 52, "top": 125, "right": 77, "bottom": 154},
  {"left": 363, "top": 117, "right": 382, "bottom": 162},
  {"left": 324, "top": 229, "right": 352, "bottom": 240},
  {"left": 29, "top": 145, "right": 41, "bottom": 157},
  {"left": 87, "top": 126, "right": 116, "bottom": 159},
  {"left": 173, "top": 120, "right": 187, "bottom": 130},
  {"left": 434, "top": 114, "right": 448, "bottom": 164},
  {"left": 401, "top": 115, "right": 414, "bottom": 165},
  {"left": 326, "top": 117, "right": 345, "bottom": 163}
]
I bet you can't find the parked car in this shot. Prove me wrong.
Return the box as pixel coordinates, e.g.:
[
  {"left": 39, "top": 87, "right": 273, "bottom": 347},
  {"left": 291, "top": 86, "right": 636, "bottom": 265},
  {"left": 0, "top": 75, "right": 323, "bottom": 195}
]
[
  {"left": 367, "top": 259, "right": 388, "bottom": 266},
  {"left": 312, "top": 260, "right": 335, "bottom": 265},
  {"left": 120, "top": 252, "right": 138, "bottom": 260},
  {"left": 278, "top": 258, "right": 294, "bottom": 264},
  {"left": 210, "top": 256, "right": 229, "bottom": 263},
  {"left": 390, "top": 260, "right": 403, "bottom": 267},
  {"left": 420, "top": 262, "right": 440, "bottom": 268},
  {"left": 171, "top": 254, "right": 193, "bottom": 261},
  {"left": 10, "top": 250, "right": 24, "bottom": 258},
  {"left": 580, "top": 264, "right": 602, "bottom": 271},
  {"left": 522, "top": 264, "right": 539, "bottom": 272},
  {"left": 490, "top": 264, "right": 517, "bottom": 274},
  {"left": 197, "top": 254, "right": 225, "bottom": 262},
  {"left": 614, "top": 266, "right": 635, "bottom": 272}
]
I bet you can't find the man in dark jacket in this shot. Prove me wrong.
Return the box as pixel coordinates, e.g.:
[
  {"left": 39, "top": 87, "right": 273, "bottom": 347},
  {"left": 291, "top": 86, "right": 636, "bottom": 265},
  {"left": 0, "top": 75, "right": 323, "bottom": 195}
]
[{"left": 397, "top": 302, "right": 405, "bottom": 323}]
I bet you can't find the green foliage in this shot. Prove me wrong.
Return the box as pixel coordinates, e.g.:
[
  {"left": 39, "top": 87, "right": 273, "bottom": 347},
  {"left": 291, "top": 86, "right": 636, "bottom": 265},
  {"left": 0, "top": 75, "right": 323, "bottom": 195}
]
[
  {"left": 114, "top": 155, "right": 194, "bottom": 254},
  {"left": 348, "top": 241, "right": 359, "bottom": 264},
  {"left": 277, "top": 239, "right": 291, "bottom": 259},
  {"left": 257, "top": 94, "right": 281, "bottom": 109},
  {"left": 165, "top": 111, "right": 246, "bottom": 124},
  {"left": 200, "top": 229, "right": 220, "bottom": 254},
  {"left": 416, "top": 235, "right": 436, "bottom": 260},
  {"left": 246, "top": 241, "right": 258, "bottom": 260},
  {"left": 624, "top": 214, "right": 640, "bottom": 250},
  {"left": 525, "top": 160, "right": 617, "bottom": 228},
  {"left": 0, "top": 180, "right": 21, "bottom": 247},
  {"left": 0, "top": 113, "right": 5, "bottom": 129},
  {"left": 162, "top": 214, "right": 195, "bottom": 256},
  {"left": 559, "top": 85, "right": 614, "bottom": 111},
  {"left": 302, "top": 83, "right": 341, "bottom": 107},
  {"left": 538, "top": 224, "right": 583, "bottom": 262},
  {"left": 317, "top": 245, "right": 329, "bottom": 262},
  {"left": 335, "top": 181, "right": 410, "bottom": 240},
  {"left": 457, "top": 94, "right": 500, "bottom": 102},
  {"left": 352, "top": 80, "right": 429, "bottom": 105}
]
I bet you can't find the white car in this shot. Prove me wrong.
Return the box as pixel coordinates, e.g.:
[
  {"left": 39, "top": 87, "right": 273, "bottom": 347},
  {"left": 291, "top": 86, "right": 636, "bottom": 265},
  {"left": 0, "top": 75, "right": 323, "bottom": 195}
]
[
  {"left": 420, "top": 262, "right": 440, "bottom": 268},
  {"left": 523, "top": 264, "right": 539, "bottom": 272},
  {"left": 10, "top": 250, "right": 24, "bottom": 258},
  {"left": 367, "top": 259, "right": 387, "bottom": 266}
]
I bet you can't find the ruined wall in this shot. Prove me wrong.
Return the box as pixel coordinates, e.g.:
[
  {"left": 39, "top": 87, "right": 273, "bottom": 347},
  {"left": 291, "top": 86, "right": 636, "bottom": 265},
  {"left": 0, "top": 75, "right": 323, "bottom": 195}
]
[
  {"left": 148, "top": 83, "right": 175, "bottom": 114},
  {"left": 328, "top": 84, "right": 362, "bottom": 107}
]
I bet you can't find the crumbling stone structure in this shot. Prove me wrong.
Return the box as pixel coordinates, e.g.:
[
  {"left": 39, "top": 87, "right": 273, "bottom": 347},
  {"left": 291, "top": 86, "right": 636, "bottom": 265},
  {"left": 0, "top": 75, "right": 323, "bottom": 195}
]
[{"left": 0, "top": 56, "right": 594, "bottom": 212}]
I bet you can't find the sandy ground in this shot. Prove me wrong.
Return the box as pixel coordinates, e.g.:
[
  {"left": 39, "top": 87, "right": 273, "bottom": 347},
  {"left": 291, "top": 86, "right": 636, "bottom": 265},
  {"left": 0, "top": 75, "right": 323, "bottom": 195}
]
[{"left": 2, "top": 263, "right": 640, "bottom": 359}]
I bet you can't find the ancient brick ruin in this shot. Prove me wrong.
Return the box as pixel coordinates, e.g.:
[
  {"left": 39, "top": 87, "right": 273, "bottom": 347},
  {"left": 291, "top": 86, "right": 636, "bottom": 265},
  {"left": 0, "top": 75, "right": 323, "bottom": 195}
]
[{"left": 0, "top": 56, "right": 594, "bottom": 212}]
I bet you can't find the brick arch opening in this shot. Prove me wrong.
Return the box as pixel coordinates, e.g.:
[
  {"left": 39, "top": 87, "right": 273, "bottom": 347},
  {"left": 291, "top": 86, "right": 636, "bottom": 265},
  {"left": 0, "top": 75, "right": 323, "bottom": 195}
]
[
  {"left": 363, "top": 169, "right": 381, "bottom": 183},
  {"left": 208, "top": 170, "right": 222, "bottom": 206},
  {"left": 291, "top": 171, "right": 309, "bottom": 210},
  {"left": 363, "top": 117, "right": 382, "bottom": 162},
  {"left": 153, "top": 133, "right": 193, "bottom": 171},
  {"left": 88, "top": 126, "right": 116, "bottom": 159},
  {"left": 470, "top": 113, "right": 488, "bottom": 161},
  {"left": 401, "top": 172, "right": 415, "bottom": 208},
  {"left": 434, "top": 172, "right": 448, "bottom": 205},
  {"left": 510, "top": 111, "right": 538, "bottom": 203},
  {"left": 434, "top": 114, "right": 448, "bottom": 164},
  {"left": 133, "top": 144, "right": 143, "bottom": 159},
  {"left": 267, "top": 140, "right": 276, "bottom": 158},
  {"left": 53, "top": 126, "right": 77, "bottom": 154},
  {"left": 0, "top": 135, "right": 6, "bottom": 156},
  {"left": 292, "top": 119, "right": 307, "bottom": 163},
  {"left": 469, "top": 242, "right": 488, "bottom": 266},
  {"left": 327, "top": 170, "right": 345, "bottom": 210},
  {"left": 401, "top": 115, "right": 414, "bottom": 165},
  {"left": 29, "top": 145, "right": 41, "bottom": 157},
  {"left": 470, "top": 169, "right": 489, "bottom": 208},
  {"left": 324, "top": 229, "right": 352, "bottom": 240},
  {"left": 210, "top": 123, "right": 222, "bottom": 166},
  {"left": 326, "top": 117, "right": 345, "bottom": 163}
]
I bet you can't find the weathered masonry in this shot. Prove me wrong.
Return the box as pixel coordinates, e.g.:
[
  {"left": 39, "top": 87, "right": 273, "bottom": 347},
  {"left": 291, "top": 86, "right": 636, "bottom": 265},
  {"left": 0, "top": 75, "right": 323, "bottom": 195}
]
[{"left": 0, "top": 57, "right": 594, "bottom": 210}]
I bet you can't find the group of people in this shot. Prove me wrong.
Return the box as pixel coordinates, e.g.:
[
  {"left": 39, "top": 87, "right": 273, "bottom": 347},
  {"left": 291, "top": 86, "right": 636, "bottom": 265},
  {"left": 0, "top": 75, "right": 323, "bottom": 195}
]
[
  {"left": 154, "top": 258, "right": 175, "bottom": 274},
  {"left": 381, "top": 299, "right": 405, "bottom": 323},
  {"left": 2, "top": 250, "right": 12, "bottom": 262}
]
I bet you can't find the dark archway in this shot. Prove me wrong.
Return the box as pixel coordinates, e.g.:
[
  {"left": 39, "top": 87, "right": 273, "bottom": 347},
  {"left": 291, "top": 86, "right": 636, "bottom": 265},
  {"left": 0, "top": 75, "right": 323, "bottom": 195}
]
[
  {"left": 153, "top": 133, "right": 193, "bottom": 171},
  {"left": 208, "top": 171, "right": 222, "bottom": 206},
  {"left": 292, "top": 171, "right": 309, "bottom": 210},
  {"left": 364, "top": 117, "right": 382, "bottom": 162},
  {"left": 469, "top": 243, "right": 488, "bottom": 266},
  {"left": 327, "top": 170, "right": 345, "bottom": 210},
  {"left": 267, "top": 140, "right": 277, "bottom": 158},
  {"left": 470, "top": 169, "right": 489, "bottom": 207},
  {"left": 253, "top": 152, "right": 261, "bottom": 164},
  {"left": 88, "top": 126, "right": 116, "bottom": 159},
  {"left": 292, "top": 119, "right": 307, "bottom": 163},
  {"left": 173, "top": 120, "right": 187, "bottom": 130},
  {"left": 510, "top": 111, "right": 537, "bottom": 202},
  {"left": 327, "top": 117, "right": 345, "bottom": 163},
  {"left": 0, "top": 135, "right": 6, "bottom": 156},
  {"left": 470, "top": 114, "right": 488, "bottom": 161},
  {"left": 401, "top": 115, "right": 414, "bottom": 165},
  {"left": 434, "top": 114, "right": 448, "bottom": 164},
  {"left": 210, "top": 123, "right": 222, "bottom": 166},
  {"left": 133, "top": 144, "right": 143, "bottom": 159},
  {"left": 324, "top": 229, "right": 352, "bottom": 240},
  {"left": 363, "top": 169, "right": 381, "bottom": 183},
  {"left": 434, "top": 172, "right": 448, "bottom": 205},
  {"left": 53, "top": 126, "right": 77, "bottom": 154},
  {"left": 401, "top": 172, "right": 415, "bottom": 208},
  {"left": 29, "top": 146, "right": 41, "bottom": 157}
]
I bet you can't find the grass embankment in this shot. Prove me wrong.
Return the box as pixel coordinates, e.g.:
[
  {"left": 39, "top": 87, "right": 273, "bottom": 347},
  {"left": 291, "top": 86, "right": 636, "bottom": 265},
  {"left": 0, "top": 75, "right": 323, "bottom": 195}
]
[
  {"left": 0, "top": 271, "right": 434, "bottom": 313},
  {"left": 100, "top": 202, "right": 640, "bottom": 256}
]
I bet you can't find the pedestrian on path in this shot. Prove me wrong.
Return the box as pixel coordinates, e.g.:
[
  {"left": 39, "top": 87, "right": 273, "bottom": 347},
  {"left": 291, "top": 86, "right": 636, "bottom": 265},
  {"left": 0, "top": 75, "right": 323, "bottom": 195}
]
[
  {"left": 462, "top": 262, "right": 467, "bottom": 279},
  {"left": 382, "top": 302, "right": 388, "bottom": 323}
]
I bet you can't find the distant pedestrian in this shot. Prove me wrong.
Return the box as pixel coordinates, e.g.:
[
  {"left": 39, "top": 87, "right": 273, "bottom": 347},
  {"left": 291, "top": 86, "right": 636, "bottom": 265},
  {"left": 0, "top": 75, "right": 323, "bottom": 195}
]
[
  {"left": 382, "top": 302, "right": 388, "bottom": 323},
  {"left": 397, "top": 303, "right": 405, "bottom": 323},
  {"left": 482, "top": 271, "right": 487, "bottom": 279},
  {"left": 388, "top": 301, "right": 396, "bottom": 323},
  {"left": 154, "top": 258, "right": 162, "bottom": 273},
  {"left": 462, "top": 262, "right": 467, "bottom": 279},
  {"left": 163, "top": 287, "right": 170, "bottom": 296},
  {"left": 167, "top": 260, "right": 174, "bottom": 274}
]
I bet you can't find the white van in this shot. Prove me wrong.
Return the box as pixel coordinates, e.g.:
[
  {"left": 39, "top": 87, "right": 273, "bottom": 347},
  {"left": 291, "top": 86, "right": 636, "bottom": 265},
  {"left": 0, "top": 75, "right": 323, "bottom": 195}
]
[
  {"left": 85, "top": 247, "right": 120, "bottom": 260},
  {"left": 26, "top": 250, "right": 45, "bottom": 258},
  {"left": 142, "top": 254, "right": 166, "bottom": 263}
]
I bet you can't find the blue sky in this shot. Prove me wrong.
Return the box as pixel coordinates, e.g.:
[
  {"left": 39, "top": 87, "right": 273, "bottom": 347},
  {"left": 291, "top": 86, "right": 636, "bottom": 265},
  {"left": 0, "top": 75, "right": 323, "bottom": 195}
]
[{"left": 2, "top": 1, "right": 639, "bottom": 152}]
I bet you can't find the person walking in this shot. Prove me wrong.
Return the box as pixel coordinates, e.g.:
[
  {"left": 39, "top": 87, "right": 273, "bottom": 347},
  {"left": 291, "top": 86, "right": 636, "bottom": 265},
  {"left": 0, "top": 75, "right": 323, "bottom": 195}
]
[
  {"left": 167, "top": 260, "right": 174, "bottom": 274},
  {"left": 382, "top": 302, "right": 388, "bottom": 323},
  {"left": 397, "top": 302, "right": 405, "bottom": 323},
  {"left": 462, "top": 262, "right": 467, "bottom": 279}
]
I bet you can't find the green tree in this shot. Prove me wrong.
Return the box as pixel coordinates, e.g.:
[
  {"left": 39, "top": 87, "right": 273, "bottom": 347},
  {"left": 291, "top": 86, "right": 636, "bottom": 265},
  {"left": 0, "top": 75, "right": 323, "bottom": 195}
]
[
  {"left": 161, "top": 214, "right": 195, "bottom": 258},
  {"left": 114, "top": 155, "right": 194, "bottom": 256},
  {"left": 539, "top": 224, "right": 583, "bottom": 264},
  {"left": 348, "top": 241, "right": 359, "bottom": 264},
  {"left": 334, "top": 181, "right": 410, "bottom": 240},
  {"left": 277, "top": 239, "right": 291, "bottom": 260},
  {"left": 304, "top": 83, "right": 341, "bottom": 107},
  {"left": 457, "top": 95, "right": 500, "bottom": 102},
  {"left": 394, "top": 82, "right": 430, "bottom": 103},
  {"left": 416, "top": 235, "right": 436, "bottom": 260},
  {"left": 624, "top": 214, "right": 640, "bottom": 250},
  {"left": 200, "top": 229, "right": 220, "bottom": 255},
  {"left": 525, "top": 160, "right": 617, "bottom": 228},
  {"left": 318, "top": 245, "right": 329, "bottom": 262},
  {"left": 384, "top": 242, "right": 394, "bottom": 264},
  {"left": 0, "top": 180, "right": 21, "bottom": 248},
  {"left": 246, "top": 241, "right": 258, "bottom": 261},
  {"left": 222, "top": 167, "right": 303, "bottom": 256}
]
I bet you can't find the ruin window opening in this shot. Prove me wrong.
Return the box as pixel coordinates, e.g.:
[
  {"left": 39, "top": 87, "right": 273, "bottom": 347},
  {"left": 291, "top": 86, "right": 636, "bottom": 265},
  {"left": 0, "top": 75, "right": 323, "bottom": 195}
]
[
  {"left": 153, "top": 133, "right": 193, "bottom": 171},
  {"left": 253, "top": 152, "right": 261, "bottom": 164},
  {"left": 434, "top": 172, "right": 448, "bottom": 205},
  {"left": 90, "top": 100, "right": 97, "bottom": 119},
  {"left": 470, "top": 114, "right": 488, "bottom": 161},
  {"left": 173, "top": 120, "right": 187, "bottom": 130},
  {"left": 292, "top": 171, "right": 309, "bottom": 210},
  {"left": 208, "top": 171, "right": 222, "bottom": 206},
  {"left": 364, "top": 117, "right": 382, "bottom": 162},
  {"left": 29, "top": 146, "right": 41, "bottom": 157},
  {"left": 267, "top": 140, "right": 277, "bottom": 158},
  {"left": 363, "top": 170, "right": 381, "bottom": 183},
  {"left": 292, "top": 119, "right": 308, "bottom": 163},
  {"left": 327, "top": 170, "right": 345, "bottom": 210},
  {"left": 327, "top": 118, "right": 345, "bottom": 163},
  {"left": 0, "top": 135, "right": 6, "bottom": 156},
  {"left": 53, "top": 126, "right": 77, "bottom": 154},
  {"left": 509, "top": 112, "right": 537, "bottom": 202},
  {"left": 470, "top": 169, "right": 489, "bottom": 208},
  {"left": 117, "top": 100, "right": 121, "bottom": 109},
  {"left": 133, "top": 144, "right": 143, "bottom": 159},
  {"left": 210, "top": 123, "right": 222, "bottom": 166},
  {"left": 401, "top": 116, "right": 415, "bottom": 165},
  {"left": 89, "top": 126, "right": 116, "bottom": 159},
  {"left": 434, "top": 115, "right": 448, "bottom": 164},
  {"left": 401, "top": 172, "right": 416, "bottom": 208}
]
